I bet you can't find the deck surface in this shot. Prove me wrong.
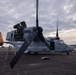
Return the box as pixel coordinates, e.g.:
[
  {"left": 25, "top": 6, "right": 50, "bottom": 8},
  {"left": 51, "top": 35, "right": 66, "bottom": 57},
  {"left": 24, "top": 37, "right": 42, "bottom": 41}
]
[{"left": 0, "top": 48, "right": 76, "bottom": 75}]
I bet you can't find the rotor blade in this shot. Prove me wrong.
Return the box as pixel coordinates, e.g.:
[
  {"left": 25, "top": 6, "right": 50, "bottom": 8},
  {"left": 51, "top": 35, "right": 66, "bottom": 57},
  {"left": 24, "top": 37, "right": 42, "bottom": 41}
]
[
  {"left": 36, "top": 0, "right": 39, "bottom": 27},
  {"left": 39, "top": 34, "right": 52, "bottom": 50},
  {"left": 10, "top": 32, "right": 35, "bottom": 69},
  {"left": 20, "top": 21, "right": 27, "bottom": 28},
  {"left": 56, "top": 20, "right": 58, "bottom": 38},
  {"left": 56, "top": 20, "right": 60, "bottom": 39}
]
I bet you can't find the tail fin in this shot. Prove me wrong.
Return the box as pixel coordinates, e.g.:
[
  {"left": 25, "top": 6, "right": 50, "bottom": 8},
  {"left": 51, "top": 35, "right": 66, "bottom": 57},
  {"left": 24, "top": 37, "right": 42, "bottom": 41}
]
[{"left": 0, "top": 32, "right": 4, "bottom": 46}]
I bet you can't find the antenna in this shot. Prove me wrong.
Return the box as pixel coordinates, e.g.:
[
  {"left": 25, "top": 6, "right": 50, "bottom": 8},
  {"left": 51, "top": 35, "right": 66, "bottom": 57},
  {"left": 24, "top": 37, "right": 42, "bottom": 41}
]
[{"left": 36, "top": 0, "right": 39, "bottom": 27}]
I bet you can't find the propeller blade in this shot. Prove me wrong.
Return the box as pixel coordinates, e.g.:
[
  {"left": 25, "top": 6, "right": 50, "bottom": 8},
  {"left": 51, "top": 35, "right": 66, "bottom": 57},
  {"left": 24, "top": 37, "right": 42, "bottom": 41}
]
[
  {"left": 10, "top": 32, "right": 35, "bottom": 69},
  {"left": 38, "top": 34, "right": 51, "bottom": 50},
  {"left": 20, "top": 21, "right": 27, "bottom": 28},
  {"left": 56, "top": 20, "right": 60, "bottom": 39},
  {"left": 36, "top": 0, "right": 39, "bottom": 27},
  {"left": 56, "top": 20, "right": 58, "bottom": 38}
]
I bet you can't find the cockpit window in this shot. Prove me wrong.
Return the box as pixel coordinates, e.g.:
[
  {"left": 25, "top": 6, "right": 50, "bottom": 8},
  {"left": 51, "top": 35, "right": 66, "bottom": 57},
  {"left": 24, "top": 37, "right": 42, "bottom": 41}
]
[{"left": 59, "top": 40, "right": 64, "bottom": 44}]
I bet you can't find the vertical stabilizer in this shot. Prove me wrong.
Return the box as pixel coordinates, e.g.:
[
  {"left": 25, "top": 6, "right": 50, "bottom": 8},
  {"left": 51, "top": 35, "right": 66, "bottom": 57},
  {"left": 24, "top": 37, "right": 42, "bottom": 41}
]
[{"left": 0, "top": 32, "right": 4, "bottom": 46}]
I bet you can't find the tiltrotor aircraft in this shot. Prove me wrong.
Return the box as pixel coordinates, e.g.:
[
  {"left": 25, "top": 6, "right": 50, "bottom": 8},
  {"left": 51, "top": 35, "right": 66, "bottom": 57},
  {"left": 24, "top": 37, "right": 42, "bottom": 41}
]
[{"left": 0, "top": 0, "right": 74, "bottom": 69}]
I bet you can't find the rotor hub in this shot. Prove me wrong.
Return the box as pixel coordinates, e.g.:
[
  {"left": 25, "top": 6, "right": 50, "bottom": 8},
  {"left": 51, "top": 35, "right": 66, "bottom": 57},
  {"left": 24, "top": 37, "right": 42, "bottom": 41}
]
[{"left": 37, "top": 27, "right": 43, "bottom": 33}]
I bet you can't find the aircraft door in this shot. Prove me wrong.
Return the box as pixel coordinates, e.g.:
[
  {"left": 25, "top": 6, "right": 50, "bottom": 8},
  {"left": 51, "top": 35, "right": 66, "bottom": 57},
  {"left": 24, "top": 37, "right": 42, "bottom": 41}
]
[{"left": 50, "top": 41, "right": 55, "bottom": 50}]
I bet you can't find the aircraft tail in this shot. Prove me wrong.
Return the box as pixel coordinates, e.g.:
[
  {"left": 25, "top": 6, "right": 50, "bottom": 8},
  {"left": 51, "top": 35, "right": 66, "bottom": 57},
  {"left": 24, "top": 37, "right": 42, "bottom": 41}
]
[{"left": 0, "top": 32, "right": 4, "bottom": 46}]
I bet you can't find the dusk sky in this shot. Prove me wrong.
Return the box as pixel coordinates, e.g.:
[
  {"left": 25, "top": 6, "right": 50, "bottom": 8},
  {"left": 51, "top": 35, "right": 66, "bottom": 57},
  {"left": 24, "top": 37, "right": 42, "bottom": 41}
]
[{"left": 0, "top": 0, "right": 76, "bottom": 44}]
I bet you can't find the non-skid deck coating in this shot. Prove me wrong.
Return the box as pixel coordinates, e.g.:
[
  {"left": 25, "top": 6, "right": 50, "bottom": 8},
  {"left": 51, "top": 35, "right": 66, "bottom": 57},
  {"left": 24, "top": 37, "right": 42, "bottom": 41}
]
[{"left": 0, "top": 48, "right": 76, "bottom": 75}]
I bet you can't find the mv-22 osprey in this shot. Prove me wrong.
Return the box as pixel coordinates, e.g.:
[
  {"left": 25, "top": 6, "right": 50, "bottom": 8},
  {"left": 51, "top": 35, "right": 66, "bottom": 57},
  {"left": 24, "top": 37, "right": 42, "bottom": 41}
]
[{"left": 0, "top": 0, "right": 74, "bottom": 69}]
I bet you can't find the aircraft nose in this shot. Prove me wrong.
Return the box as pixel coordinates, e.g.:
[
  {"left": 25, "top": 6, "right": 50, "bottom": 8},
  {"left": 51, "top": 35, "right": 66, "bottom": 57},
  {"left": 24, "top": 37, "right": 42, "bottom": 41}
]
[{"left": 70, "top": 46, "right": 74, "bottom": 51}]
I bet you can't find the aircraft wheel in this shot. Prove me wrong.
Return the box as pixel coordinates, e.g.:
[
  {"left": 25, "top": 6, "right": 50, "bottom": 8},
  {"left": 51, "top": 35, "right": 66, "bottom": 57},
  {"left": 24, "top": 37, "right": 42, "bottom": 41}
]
[
  {"left": 66, "top": 51, "right": 69, "bottom": 55},
  {"left": 35, "top": 52, "right": 38, "bottom": 55},
  {"left": 28, "top": 51, "right": 31, "bottom": 55}
]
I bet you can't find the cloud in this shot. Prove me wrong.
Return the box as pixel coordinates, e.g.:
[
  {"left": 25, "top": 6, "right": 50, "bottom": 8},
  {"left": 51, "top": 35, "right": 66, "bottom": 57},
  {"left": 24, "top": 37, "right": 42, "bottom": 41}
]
[
  {"left": 0, "top": 0, "right": 76, "bottom": 44},
  {"left": 46, "top": 28, "right": 76, "bottom": 44}
]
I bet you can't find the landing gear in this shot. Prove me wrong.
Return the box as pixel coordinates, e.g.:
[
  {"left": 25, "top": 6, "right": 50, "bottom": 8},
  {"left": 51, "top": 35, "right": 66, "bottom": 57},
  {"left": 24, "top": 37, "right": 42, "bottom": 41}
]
[
  {"left": 28, "top": 51, "right": 38, "bottom": 55},
  {"left": 66, "top": 51, "right": 70, "bottom": 55},
  {"left": 35, "top": 52, "right": 38, "bottom": 55},
  {"left": 28, "top": 51, "right": 31, "bottom": 55}
]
